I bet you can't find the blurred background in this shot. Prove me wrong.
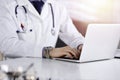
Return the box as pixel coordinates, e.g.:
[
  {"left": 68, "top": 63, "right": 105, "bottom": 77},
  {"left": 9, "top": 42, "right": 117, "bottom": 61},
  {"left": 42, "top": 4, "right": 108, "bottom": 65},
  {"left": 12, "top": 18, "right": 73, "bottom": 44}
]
[{"left": 56, "top": 0, "right": 120, "bottom": 48}]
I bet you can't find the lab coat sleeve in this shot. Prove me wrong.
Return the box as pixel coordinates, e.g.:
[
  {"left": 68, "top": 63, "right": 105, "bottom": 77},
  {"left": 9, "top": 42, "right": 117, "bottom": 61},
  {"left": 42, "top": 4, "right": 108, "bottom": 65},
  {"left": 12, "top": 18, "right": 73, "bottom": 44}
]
[
  {"left": 0, "top": 5, "right": 41, "bottom": 58},
  {"left": 58, "top": 5, "right": 85, "bottom": 48}
]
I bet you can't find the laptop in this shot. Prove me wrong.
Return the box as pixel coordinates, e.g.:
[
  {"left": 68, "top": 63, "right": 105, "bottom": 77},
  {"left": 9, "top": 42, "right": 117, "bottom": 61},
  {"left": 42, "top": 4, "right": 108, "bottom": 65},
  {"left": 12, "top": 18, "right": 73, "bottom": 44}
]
[
  {"left": 115, "top": 40, "right": 120, "bottom": 58},
  {"left": 115, "top": 49, "right": 120, "bottom": 58},
  {"left": 54, "top": 24, "right": 120, "bottom": 63}
]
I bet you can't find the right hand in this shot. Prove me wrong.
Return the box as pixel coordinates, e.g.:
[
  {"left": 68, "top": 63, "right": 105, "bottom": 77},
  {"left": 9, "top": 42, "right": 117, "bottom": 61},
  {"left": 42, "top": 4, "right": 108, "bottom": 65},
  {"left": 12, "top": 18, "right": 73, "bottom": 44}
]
[{"left": 49, "top": 46, "right": 80, "bottom": 59}]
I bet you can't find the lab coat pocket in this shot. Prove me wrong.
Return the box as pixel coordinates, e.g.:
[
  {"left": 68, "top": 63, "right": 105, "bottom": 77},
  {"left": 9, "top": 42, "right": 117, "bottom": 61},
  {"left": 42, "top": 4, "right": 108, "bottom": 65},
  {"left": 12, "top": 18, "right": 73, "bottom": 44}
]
[{"left": 17, "top": 31, "right": 35, "bottom": 44}]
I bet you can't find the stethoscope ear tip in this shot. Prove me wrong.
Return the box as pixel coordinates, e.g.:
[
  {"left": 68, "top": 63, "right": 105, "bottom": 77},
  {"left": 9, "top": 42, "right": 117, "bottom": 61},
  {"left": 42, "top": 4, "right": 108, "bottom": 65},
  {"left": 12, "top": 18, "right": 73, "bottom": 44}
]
[
  {"left": 30, "top": 29, "right": 32, "bottom": 32},
  {"left": 16, "top": 29, "right": 33, "bottom": 33},
  {"left": 16, "top": 30, "right": 20, "bottom": 33}
]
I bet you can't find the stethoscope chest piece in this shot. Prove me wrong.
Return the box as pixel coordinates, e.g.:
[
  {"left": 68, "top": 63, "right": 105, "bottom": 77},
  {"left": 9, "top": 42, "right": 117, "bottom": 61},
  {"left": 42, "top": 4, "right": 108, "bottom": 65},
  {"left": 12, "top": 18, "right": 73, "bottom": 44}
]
[{"left": 51, "top": 28, "right": 56, "bottom": 36}]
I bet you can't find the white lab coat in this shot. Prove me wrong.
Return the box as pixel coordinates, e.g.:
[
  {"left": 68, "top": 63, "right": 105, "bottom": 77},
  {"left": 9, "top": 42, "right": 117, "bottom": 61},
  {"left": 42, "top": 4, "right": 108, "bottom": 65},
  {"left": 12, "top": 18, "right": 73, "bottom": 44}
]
[{"left": 0, "top": 0, "right": 84, "bottom": 58}]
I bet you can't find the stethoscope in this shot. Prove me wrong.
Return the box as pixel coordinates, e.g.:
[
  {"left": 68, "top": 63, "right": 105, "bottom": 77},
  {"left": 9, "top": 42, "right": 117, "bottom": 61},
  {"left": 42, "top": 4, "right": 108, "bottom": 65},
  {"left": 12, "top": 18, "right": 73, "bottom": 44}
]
[
  {"left": 15, "top": 3, "right": 56, "bottom": 36},
  {"left": 15, "top": 5, "right": 31, "bottom": 33}
]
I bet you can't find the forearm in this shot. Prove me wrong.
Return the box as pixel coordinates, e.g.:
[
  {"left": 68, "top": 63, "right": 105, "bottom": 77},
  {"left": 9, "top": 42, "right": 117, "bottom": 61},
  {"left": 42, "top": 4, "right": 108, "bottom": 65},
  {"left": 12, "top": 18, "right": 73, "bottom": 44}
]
[{"left": 42, "top": 46, "right": 81, "bottom": 59}]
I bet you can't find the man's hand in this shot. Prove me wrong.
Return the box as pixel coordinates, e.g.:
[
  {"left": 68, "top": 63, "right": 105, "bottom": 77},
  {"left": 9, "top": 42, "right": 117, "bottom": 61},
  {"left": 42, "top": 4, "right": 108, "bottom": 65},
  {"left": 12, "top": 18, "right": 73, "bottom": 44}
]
[
  {"left": 77, "top": 44, "right": 83, "bottom": 53},
  {"left": 49, "top": 46, "right": 82, "bottom": 59}
]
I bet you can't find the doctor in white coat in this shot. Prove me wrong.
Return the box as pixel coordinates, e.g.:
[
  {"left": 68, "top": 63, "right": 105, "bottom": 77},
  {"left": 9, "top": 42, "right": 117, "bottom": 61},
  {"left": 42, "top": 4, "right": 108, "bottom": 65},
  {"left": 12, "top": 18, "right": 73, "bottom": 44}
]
[{"left": 0, "top": 0, "right": 84, "bottom": 59}]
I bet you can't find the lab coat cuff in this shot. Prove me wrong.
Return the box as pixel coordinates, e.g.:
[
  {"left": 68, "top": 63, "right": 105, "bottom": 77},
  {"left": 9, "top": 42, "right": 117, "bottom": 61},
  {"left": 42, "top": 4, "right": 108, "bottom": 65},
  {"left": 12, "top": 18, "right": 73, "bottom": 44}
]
[{"left": 70, "top": 39, "right": 84, "bottom": 49}]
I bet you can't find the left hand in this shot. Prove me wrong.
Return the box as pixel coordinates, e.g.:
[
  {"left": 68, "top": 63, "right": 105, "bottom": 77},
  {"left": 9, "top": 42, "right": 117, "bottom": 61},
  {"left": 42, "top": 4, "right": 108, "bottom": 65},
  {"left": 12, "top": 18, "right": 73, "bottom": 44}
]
[
  {"left": 76, "top": 44, "right": 83, "bottom": 58},
  {"left": 49, "top": 46, "right": 82, "bottom": 59}
]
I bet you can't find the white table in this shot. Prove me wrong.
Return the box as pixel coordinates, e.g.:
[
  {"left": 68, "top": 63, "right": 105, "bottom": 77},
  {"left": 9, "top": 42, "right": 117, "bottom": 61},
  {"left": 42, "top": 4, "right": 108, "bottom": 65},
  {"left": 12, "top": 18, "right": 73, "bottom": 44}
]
[{"left": 0, "top": 58, "right": 120, "bottom": 80}]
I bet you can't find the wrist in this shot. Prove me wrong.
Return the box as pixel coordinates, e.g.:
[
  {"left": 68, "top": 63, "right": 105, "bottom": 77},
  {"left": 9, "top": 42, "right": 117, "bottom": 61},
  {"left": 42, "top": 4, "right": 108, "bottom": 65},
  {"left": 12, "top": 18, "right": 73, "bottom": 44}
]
[{"left": 42, "top": 46, "right": 53, "bottom": 59}]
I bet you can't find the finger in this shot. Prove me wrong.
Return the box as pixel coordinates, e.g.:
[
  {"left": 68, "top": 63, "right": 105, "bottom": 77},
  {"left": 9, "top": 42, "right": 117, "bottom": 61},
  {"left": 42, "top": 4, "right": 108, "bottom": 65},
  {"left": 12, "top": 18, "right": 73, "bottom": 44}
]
[
  {"left": 65, "top": 52, "right": 74, "bottom": 59},
  {"left": 72, "top": 48, "right": 80, "bottom": 58},
  {"left": 78, "top": 45, "right": 83, "bottom": 52},
  {"left": 66, "top": 49, "right": 77, "bottom": 59},
  {"left": 64, "top": 46, "right": 78, "bottom": 59}
]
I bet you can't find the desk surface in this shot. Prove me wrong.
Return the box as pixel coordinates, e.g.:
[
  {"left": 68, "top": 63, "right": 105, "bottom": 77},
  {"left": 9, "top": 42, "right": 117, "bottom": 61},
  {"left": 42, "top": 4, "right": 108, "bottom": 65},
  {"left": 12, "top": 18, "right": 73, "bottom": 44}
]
[{"left": 0, "top": 58, "right": 120, "bottom": 80}]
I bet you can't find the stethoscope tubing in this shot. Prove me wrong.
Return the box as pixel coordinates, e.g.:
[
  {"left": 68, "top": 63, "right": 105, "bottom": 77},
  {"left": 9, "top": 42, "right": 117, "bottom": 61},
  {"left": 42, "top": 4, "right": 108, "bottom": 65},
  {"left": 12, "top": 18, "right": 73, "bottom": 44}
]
[
  {"left": 49, "top": 3, "right": 55, "bottom": 28},
  {"left": 15, "top": 5, "right": 29, "bottom": 33},
  {"left": 15, "top": 5, "right": 27, "bottom": 15}
]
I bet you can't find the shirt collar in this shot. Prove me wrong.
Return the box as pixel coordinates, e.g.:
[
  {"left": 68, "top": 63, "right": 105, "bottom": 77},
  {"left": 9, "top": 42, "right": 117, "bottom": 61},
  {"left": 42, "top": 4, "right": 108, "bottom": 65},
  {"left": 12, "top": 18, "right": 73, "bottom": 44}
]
[{"left": 29, "top": 0, "right": 47, "bottom": 3}]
